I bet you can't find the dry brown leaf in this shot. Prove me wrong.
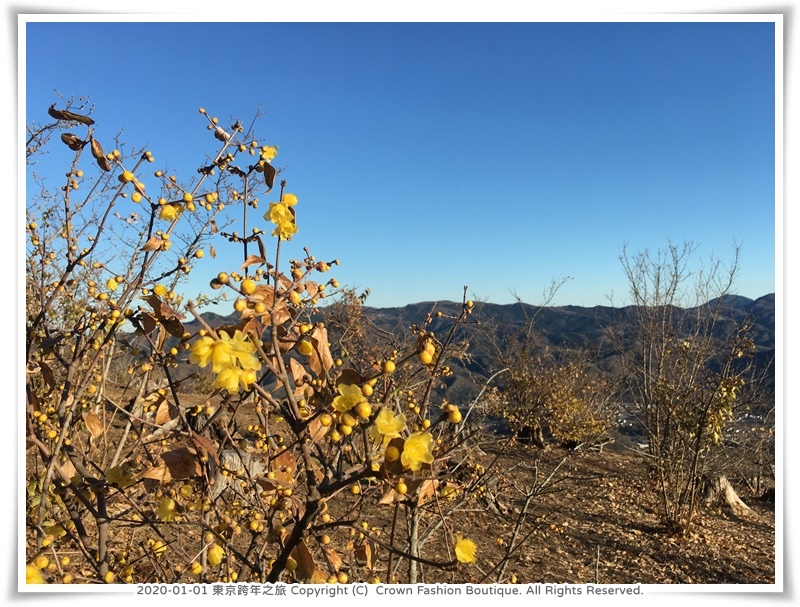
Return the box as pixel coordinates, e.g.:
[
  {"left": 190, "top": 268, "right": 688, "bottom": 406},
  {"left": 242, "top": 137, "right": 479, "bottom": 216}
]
[
  {"left": 269, "top": 450, "right": 296, "bottom": 485},
  {"left": 307, "top": 326, "right": 334, "bottom": 379},
  {"left": 355, "top": 541, "right": 374, "bottom": 570},
  {"left": 140, "top": 446, "right": 202, "bottom": 483},
  {"left": 83, "top": 411, "right": 104, "bottom": 439},
  {"left": 310, "top": 570, "right": 328, "bottom": 584},
  {"left": 241, "top": 255, "right": 266, "bottom": 270},
  {"left": 413, "top": 479, "right": 439, "bottom": 506},
  {"left": 324, "top": 547, "right": 343, "bottom": 571},
  {"left": 141, "top": 235, "right": 164, "bottom": 251},
  {"left": 154, "top": 398, "right": 178, "bottom": 425},
  {"left": 379, "top": 482, "right": 403, "bottom": 505},
  {"left": 306, "top": 417, "right": 330, "bottom": 444},
  {"left": 291, "top": 541, "right": 315, "bottom": 582},
  {"left": 289, "top": 358, "right": 308, "bottom": 385},
  {"left": 143, "top": 295, "right": 186, "bottom": 339},
  {"left": 191, "top": 432, "right": 220, "bottom": 466},
  {"left": 39, "top": 361, "right": 57, "bottom": 390},
  {"left": 263, "top": 162, "right": 276, "bottom": 192},
  {"left": 336, "top": 368, "right": 362, "bottom": 387},
  {"left": 209, "top": 244, "right": 216, "bottom": 259},
  {"left": 304, "top": 280, "right": 319, "bottom": 299},
  {"left": 255, "top": 477, "right": 290, "bottom": 493}
]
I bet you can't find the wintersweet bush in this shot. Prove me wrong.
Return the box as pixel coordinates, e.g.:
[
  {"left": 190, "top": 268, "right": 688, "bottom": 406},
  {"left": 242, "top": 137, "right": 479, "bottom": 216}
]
[{"left": 25, "top": 100, "right": 490, "bottom": 585}]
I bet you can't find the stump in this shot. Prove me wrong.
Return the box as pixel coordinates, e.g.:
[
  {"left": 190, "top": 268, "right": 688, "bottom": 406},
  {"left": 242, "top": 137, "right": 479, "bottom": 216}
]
[{"left": 702, "top": 474, "right": 756, "bottom": 519}]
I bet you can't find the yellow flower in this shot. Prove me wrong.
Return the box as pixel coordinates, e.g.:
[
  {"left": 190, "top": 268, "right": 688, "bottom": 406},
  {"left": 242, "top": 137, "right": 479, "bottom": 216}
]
[
  {"left": 282, "top": 192, "right": 298, "bottom": 206},
  {"left": 26, "top": 564, "right": 45, "bottom": 584},
  {"left": 266, "top": 202, "right": 298, "bottom": 240},
  {"left": 189, "top": 335, "right": 233, "bottom": 373},
  {"left": 207, "top": 545, "right": 224, "bottom": 567},
  {"left": 369, "top": 408, "right": 407, "bottom": 445},
  {"left": 159, "top": 202, "right": 183, "bottom": 221},
  {"left": 454, "top": 534, "right": 477, "bottom": 563},
  {"left": 153, "top": 284, "right": 168, "bottom": 297},
  {"left": 400, "top": 431, "right": 434, "bottom": 472},
  {"left": 219, "top": 330, "right": 262, "bottom": 371},
  {"left": 213, "top": 366, "right": 244, "bottom": 393},
  {"left": 190, "top": 330, "right": 261, "bottom": 393},
  {"left": 332, "top": 384, "right": 366, "bottom": 413},
  {"left": 157, "top": 497, "right": 176, "bottom": 522},
  {"left": 260, "top": 145, "right": 279, "bottom": 162}
]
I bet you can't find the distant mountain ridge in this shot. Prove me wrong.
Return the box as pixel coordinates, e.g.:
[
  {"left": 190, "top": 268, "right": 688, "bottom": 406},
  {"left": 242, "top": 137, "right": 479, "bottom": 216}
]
[{"left": 180, "top": 293, "right": 775, "bottom": 404}]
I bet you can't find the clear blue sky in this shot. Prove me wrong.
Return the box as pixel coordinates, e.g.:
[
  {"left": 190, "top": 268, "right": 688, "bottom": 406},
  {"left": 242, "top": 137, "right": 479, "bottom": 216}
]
[{"left": 23, "top": 18, "right": 777, "bottom": 309}]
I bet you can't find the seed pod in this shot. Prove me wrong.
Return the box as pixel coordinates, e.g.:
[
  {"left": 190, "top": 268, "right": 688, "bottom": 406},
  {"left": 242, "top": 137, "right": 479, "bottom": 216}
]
[
  {"left": 60, "top": 133, "right": 85, "bottom": 151},
  {"left": 90, "top": 137, "right": 112, "bottom": 171},
  {"left": 48, "top": 104, "right": 95, "bottom": 125}
]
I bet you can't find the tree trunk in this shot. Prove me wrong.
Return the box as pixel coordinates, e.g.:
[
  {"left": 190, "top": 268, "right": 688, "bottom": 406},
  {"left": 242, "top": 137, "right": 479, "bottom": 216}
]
[{"left": 702, "top": 475, "right": 755, "bottom": 519}]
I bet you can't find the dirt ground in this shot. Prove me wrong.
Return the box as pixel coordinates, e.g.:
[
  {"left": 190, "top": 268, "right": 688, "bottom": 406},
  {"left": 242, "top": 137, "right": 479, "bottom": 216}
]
[{"left": 423, "top": 441, "right": 775, "bottom": 585}]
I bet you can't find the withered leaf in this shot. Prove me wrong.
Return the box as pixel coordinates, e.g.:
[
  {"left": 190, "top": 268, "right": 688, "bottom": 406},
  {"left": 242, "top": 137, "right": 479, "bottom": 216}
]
[
  {"left": 136, "top": 310, "right": 157, "bottom": 334},
  {"left": 304, "top": 280, "right": 320, "bottom": 299},
  {"left": 306, "top": 416, "right": 330, "bottom": 444},
  {"left": 307, "top": 326, "right": 334, "bottom": 379},
  {"left": 324, "top": 547, "right": 343, "bottom": 571},
  {"left": 256, "top": 235, "right": 266, "bottom": 262},
  {"left": 241, "top": 255, "right": 266, "bottom": 270},
  {"left": 269, "top": 450, "right": 296, "bottom": 485},
  {"left": 291, "top": 541, "right": 315, "bottom": 582},
  {"left": 413, "top": 478, "right": 439, "bottom": 506},
  {"left": 144, "top": 294, "right": 186, "bottom": 338},
  {"left": 263, "top": 162, "right": 276, "bottom": 192},
  {"left": 96, "top": 155, "right": 112, "bottom": 172},
  {"left": 48, "top": 104, "right": 95, "bottom": 125},
  {"left": 141, "top": 235, "right": 164, "bottom": 251},
  {"left": 209, "top": 244, "right": 216, "bottom": 259},
  {"left": 140, "top": 446, "right": 202, "bottom": 483},
  {"left": 154, "top": 398, "right": 179, "bottom": 425},
  {"left": 39, "top": 361, "right": 57, "bottom": 390},
  {"left": 191, "top": 432, "right": 220, "bottom": 467},
  {"left": 83, "top": 411, "right": 104, "bottom": 439},
  {"left": 355, "top": 541, "right": 375, "bottom": 569},
  {"left": 255, "top": 476, "right": 290, "bottom": 493},
  {"left": 288, "top": 358, "right": 308, "bottom": 385},
  {"left": 336, "top": 368, "right": 362, "bottom": 388}
]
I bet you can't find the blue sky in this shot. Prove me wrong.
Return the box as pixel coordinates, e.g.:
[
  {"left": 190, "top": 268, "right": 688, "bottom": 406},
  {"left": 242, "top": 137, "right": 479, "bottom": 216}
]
[{"left": 22, "top": 18, "right": 778, "bottom": 309}]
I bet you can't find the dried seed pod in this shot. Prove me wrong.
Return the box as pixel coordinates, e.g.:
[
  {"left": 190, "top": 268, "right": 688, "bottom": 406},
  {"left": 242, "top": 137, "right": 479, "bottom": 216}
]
[
  {"left": 48, "top": 104, "right": 95, "bottom": 125},
  {"left": 60, "top": 133, "right": 85, "bottom": 151}
]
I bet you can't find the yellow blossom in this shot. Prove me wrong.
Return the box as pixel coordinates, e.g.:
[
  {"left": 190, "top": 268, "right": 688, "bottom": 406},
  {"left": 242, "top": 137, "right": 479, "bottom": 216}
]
[
  {"left": 189, "top": 330, "right": 261, "bottom": 393},
  {"left": 207, "top": 545, "right": 224, "bottom": 566},
  {"left": 332, "top": 384, "right": 366, "bottom": 413},
  {"left": 369, "top": 408, "right": 407, "bottom": 445},
  {"left": 454, "top": 534, "right": 477, "bottom": 563},
  {"left": 266, "top": 202, "right": 298, "bottom": 240},
  {"left": 219, "top": 330, "right": 262, "bottom": 371},
  {"left": 213, "top": 367, "right": 245, "bottom": 393},
  {"left": 189, "top": 335, "right": 234, "bottom": 373},
  {"left": 400, "top": 431, "right": 434, "bottom": 472},
  {"left": 26, "top": 564, "right": 45, "bottom": 584},
  {"left": 159, "top": 202, "right": 183, "bottom": 222},
  {"left": 260, "top": 145, "right": 279, "bottom": 162},
  {"left": 282, "top": 192, "right": 298, "bottom": 206},
  {"left": 153, "top": 284, "right": 168, "bottom": 297},
  {"left": 157, "top": 497, "right": 176, "bottom": 522}
]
